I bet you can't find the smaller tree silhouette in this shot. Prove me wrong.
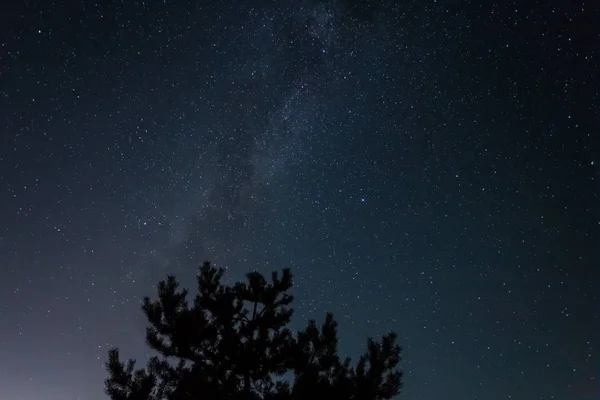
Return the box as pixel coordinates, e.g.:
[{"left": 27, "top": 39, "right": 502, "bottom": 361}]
[{"left": 105, "top": 261, "right": 403, "bottom": 399}]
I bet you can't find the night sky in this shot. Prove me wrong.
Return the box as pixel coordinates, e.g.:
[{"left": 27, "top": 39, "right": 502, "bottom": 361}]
[{"left": 0, "top": 1, "right": 598, "bottom": 399}]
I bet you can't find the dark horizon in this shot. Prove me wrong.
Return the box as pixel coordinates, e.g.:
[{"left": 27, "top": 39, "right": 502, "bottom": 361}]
[{"left": 0, "top": 0, "right": 598, "bottom": 399}]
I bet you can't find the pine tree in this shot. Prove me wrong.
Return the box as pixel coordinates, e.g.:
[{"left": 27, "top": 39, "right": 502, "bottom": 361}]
[{"left": 105, "top": 261, "right": 403, "bottom": 399}]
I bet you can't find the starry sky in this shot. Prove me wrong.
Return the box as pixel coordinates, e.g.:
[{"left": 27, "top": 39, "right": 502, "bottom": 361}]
[{"left": 0, "top": 0, "right": 598, "bottom": 399}]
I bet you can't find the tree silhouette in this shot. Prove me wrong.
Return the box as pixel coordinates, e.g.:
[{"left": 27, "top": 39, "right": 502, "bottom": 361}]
[{"left": 105, "top": 261, "right": 403, "bottom": 399}]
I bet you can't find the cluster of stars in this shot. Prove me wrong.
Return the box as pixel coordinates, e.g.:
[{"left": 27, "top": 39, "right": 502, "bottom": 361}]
[{"left": 0, "top": 1, "right": 598, "bottom": 400}]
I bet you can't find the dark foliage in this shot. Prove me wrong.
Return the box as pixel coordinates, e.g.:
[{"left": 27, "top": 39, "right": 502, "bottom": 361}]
[{"left": 105, "top": 261, "right": 403, "bottom": 399}]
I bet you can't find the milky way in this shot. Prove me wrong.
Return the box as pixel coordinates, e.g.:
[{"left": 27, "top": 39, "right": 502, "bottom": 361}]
[{"left": 0, "top": 1, "right": 598, "bottom": 399}]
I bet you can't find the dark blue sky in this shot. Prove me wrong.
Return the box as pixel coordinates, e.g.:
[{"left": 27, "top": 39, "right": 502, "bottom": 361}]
[{"left": 0, "top": 1, "right": 598, "bottom": 399}]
